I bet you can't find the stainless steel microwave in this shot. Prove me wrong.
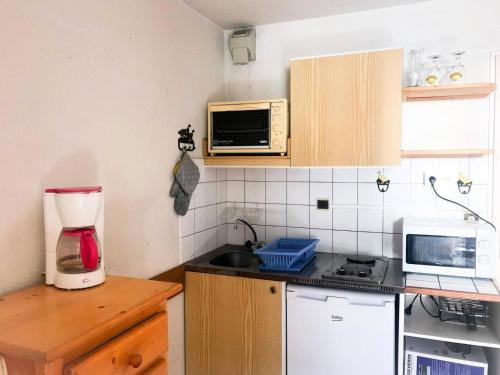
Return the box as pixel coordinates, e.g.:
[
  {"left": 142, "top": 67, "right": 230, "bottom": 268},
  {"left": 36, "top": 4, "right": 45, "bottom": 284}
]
[
  {"left": 207, "top": 99, "right": 288, "bottom": 155},
  {"left": 402, "top": 218, "right": 498, "bottom": 278}
]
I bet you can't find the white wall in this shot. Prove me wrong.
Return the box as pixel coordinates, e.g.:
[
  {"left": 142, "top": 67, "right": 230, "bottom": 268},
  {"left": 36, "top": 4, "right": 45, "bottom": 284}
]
[{"left": 0, "top": 0, "right": 224, "bottom": 296}]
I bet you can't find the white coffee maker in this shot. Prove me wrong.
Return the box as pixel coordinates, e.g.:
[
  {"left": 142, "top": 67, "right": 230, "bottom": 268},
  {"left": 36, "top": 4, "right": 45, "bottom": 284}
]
[{"left": 44, "top": 186, "right": 105, "bottom": 289}]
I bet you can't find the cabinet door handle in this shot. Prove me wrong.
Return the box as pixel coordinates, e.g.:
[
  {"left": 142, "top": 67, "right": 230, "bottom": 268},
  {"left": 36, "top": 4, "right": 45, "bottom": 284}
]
[
  {"left": 129, "top": 353, "right": 143, "bottom": 368},
  {"left": 270, "top": 286, "right": 276, "bottom": 294}
]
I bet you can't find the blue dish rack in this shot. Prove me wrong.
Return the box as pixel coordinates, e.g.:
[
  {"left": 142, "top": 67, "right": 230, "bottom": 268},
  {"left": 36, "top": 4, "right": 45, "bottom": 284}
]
[{"left": 255, "top": 238, "right": 318, "bottom": 272}]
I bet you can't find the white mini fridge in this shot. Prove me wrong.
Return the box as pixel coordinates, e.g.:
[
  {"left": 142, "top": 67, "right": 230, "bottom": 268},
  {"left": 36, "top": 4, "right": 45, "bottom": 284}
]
[{"left": 287, "top": 284, "right": 396, "bottom": 375}]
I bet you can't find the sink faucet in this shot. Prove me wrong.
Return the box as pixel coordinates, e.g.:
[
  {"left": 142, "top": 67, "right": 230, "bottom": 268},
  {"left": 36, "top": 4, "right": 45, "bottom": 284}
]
[{"left": 233, "top": 218, "right": 263, "bottom": 250}]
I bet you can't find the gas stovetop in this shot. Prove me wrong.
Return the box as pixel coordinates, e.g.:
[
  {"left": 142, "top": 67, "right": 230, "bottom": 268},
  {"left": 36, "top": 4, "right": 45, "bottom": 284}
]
[{"left": 322, "top": 255, "right": 389, "bottom": 285}]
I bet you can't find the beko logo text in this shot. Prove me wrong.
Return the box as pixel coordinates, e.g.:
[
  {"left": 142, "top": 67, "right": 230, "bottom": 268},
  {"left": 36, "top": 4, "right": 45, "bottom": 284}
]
[
  {"left": 406, "top": 354, "right": 412, "bottom": 375},
  {"left": 331, "top": 315, "right": 343, "bottom": 322}
]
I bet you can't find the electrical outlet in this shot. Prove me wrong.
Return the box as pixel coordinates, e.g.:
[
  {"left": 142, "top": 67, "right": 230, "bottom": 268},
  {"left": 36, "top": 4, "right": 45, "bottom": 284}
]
[
  {"left": 464, "top": 213, "right": 478, "bottom": 222},
  {"left": 317, "top": 199, "right": 329, "bottom": 210}
]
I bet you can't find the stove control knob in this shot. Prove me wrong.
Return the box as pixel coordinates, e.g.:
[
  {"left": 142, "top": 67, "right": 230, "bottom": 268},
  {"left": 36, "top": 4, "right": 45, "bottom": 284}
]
[
  {"left": 337, "top": 268, "right": 346, "bottom": 275},
  {"left": 358, "top": 271, "right": 369, "bottom": 278}
]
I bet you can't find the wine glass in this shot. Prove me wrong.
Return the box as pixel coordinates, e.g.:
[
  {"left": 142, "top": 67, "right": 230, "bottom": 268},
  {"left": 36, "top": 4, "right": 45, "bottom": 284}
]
[
  {"left": 406, "top": 49, "right": 422, "bottom": 87},
  {"left": 422, "top": 55, "right": 444, "bottom": 86},
  {"left": 449, "top": 51, "right": 465, "bottom": 84}
]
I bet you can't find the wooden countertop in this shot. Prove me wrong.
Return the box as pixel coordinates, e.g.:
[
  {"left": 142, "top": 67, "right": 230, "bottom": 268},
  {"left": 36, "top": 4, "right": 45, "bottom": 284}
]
[{"left": 0, "top": 275, "right": 182, "bottom": 362}]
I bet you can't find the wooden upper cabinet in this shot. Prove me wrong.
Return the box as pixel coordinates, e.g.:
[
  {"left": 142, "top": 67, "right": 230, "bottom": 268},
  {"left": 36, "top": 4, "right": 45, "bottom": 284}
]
[
  {"left": 185, "top": 272, "right": 285, "bottom": 375},
  {"left": 290, "top": 48, "right": 402, "bottom": 166}
]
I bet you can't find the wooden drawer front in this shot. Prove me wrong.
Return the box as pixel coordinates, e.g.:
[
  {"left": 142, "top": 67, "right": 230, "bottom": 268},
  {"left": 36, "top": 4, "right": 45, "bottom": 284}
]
[
  {"left": 141, "top": 358, "right": 167, "bottom": 375},
  {"left": 65, "top": 313, "right": 167, "bottom": 375}
]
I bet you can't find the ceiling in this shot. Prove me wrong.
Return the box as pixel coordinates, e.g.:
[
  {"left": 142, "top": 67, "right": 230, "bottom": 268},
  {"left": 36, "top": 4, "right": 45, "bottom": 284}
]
[{"left": 182, "top": 0, "right": 430, "bottom": 30}]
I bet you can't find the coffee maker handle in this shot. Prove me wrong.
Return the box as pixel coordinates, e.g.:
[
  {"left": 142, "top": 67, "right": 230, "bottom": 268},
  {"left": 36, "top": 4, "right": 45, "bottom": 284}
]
[{"left": 80, "top": 232, "right": 99, "bottom": 271}]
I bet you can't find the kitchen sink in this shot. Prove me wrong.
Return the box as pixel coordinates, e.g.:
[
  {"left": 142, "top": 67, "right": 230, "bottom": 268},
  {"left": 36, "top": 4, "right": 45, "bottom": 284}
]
[{"left": 209, "top": 250, "right": 262, "bottom": 268}]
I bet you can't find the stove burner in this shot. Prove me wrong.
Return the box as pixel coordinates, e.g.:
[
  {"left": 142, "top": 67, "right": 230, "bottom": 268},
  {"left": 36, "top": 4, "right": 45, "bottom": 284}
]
[
  {"left": 337, "top": 263, "right": 372, "bottom": 278},
  {"left": 346, "top": 255, "right": 376, "bottom": 266},
  {"left": 322, "top": 254, "right": 388, "bottom": 285}
]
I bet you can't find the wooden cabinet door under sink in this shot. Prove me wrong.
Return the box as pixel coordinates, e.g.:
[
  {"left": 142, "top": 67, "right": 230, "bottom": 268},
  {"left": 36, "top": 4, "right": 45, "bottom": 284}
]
[
  {"left": 290, "top": 48, "right": 402, "bottom": 167},
  {"left": 185, "top": 272, "right": 285, "bottom": 375}
]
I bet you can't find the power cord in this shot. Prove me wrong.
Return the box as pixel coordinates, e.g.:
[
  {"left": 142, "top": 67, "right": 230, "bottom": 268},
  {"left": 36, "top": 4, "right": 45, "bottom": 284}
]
[
  {"left": 428, "top": 176, "right": 496, "bottom": 231},
  {"left": 405, "top": 294, "right": 464, "bottom": 323}
]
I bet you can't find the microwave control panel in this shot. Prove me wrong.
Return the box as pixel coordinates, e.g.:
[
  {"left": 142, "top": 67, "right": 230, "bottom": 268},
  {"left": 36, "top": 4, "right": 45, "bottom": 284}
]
[{"left": 270, "top": 101, "right": 288, "bottom": 154}]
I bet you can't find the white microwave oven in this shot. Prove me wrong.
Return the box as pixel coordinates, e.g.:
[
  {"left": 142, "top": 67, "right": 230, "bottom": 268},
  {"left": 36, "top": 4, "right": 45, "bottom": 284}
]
[
  {"left": 207, "top": 99, "right": 288, "bottom": 155},
  {"left": 402, "top": 218, "right": 498, "bottom": 278}
]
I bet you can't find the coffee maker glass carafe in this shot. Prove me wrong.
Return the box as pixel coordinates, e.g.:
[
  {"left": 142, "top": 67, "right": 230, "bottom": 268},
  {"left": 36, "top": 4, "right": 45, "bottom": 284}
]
[{"left": 56, "top": 227, "right": 101, "bottom": 274}]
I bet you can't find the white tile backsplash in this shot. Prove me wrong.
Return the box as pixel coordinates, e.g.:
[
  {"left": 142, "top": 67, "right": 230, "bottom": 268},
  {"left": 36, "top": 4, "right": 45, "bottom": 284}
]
[
  {"left": 205, "top": 182, "right": 217, "bottom": 206},
  {"left": 332, "top": 230, "right": 357, "bottom": 254},
  {"left": 287, "top": 182, "right": 309, "bottom": 204},
  {"left": 245, "top": 203, "right": 265, "bottom": 225},
  {"left": 358, "top": 168, "right": 380, "bottom": 183},
  {"left": 287, "top": 205, "right": 309, "bottom": 228},
  {"left": 227, "top": 168, "right": 244, "bottom": 180},
  {"left": 410, "top": 183, "right": 437, "bottom": 210},
  {"left": 266, "top": 168, "right": 287, "bottom": 181},
  {"left": 383, "top": 159, "right": 411, "bottom": 183},
  {"left": 245, "top": 168, "right": 265, "bottom": 181},
  {"left": 246, "top": 224, "right": 265, "bottom": 243},
  {"left": 192, "top": 183, "right": 205, "bottom": 208},
  {"left": 383, "top": 183, "right": 410, "bottom": 208},
  {"left": 310, "top": 206, "right": 333, "bottom": 230},
  {"left": 310, "top": 168, "right": 333, "bottom": 182},
  {"left": 439, "top": 158, "right": 470, "bottom": 182},
  {"left": 287, "top": 168, "right": 309, "bottom": 181},
  {"left": 217, "top": 224, "right": 227, "bottom": 246},
  {"left": 332, "top": 207, "right": 357, "bottom": 231},
  {"left": 309, "top": 182, "right": 333, "bottom": 204},
  {"left": 310, "top": 229, "right": 333, "bottom": 253},
  {"left": 358, "top": 207, "right": 383, "bottom": 232},
  {"left": 383, "top": 233, "right": 402, "bottom": 258},
  {"left": 181, "top": 235, "right": 195, "bottom": 263},
  {"left": 180, "top": 209, "right": 195, "bottom": 237},
  {"left": 383, "top": 207, "right": 409, "bottom": 234},
  {"left": 216, "top": 181, "right": 226, "bottom": 203},
  {"left": 333, "top": 168, "right": 357, "bottom": 183},
  {"left": 410, "top": 158, "right": 439, "bottom": 184},
  {"left": 194, "top": 231, "right": 207, "bottom": 257},
  {"left": 206, "top": 205, "right": 217, "bottom": 229},
  {"left": 266, "top": 182, "right": 287, "bottom": 204},
  {"left": 357, "top": 232, "right": 383, "bottom": 257},
  {"left": 469, "top": 156, "right": 490, "bottom": 185},
  {"left": 287, "top": 227, "right": 310, "bottom": 238},
  {"left": 266, "top": 204, "right": 287, "bottom": 226},
  {"left": 332, "top": 183, "right": 357, "bottom": 205},
  {"left": 188, "top": 155, "right": 491, "bottom": 260},
  {"left": 194, "top": 207, "right": 207, "bottom": 232},
  {"left": 245, "top": 181, "right": 265, "bottom": 203},
  {"left": 227, "top": 181, "right": 244, "bottom": 202},
  {"left": 205, "top": 168, "right": 217, "bottom": 182},
  {"left": 227, "top": 222, "right": 245, "bottom": 244},
  {"left": 206, "top": 227, "right": 218, "bottom": 252},
  {"left": 469, "top": 184, "right": 489, "bottom": 212},
  {"left": 216, "top": 203, "right": 226, "bottom": 225},
  {"left": 266, "top": 226, "right": 287, "bottom": 243},
  {"left": 216, "top": 168, "right": 227, "bottom": 181},
  {"left": 358, "top": 183, "right": 383, "bottom": 206}
]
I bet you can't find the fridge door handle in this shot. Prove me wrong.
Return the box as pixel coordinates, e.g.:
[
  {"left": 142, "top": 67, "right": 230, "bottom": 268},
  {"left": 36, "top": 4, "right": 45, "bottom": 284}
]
[
  {"left": 346, "top": 299, "right": 391, "bottom": 307},
  {"left": 288, "top": 293, "right": 328, "bottom": 302}
]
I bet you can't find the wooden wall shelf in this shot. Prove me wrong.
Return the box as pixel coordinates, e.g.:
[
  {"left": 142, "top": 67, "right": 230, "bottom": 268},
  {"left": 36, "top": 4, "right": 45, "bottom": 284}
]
[
  {"left": 402, "top": 83, "right": 496, "bottom": 102},
  {"left": 203, "top": 139, "right": 291, "bottom": 167},
  {"left": 401, "top": 149, "right": 493, "bottom": 158}
]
